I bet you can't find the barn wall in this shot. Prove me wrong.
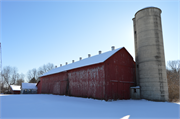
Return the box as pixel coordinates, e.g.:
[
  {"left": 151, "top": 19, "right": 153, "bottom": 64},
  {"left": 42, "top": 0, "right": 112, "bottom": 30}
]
[
  {"left": 10, "top": 88, "right": 20, "bottom": 94},
  {"left": 41, "top": 63, "right": 105, "bottom": 99},
  {"left": 105, "top": 48, "right": 136, "bottom": 100},
  {"left": 13, "top": 91, "right": 21, "bottom": 94},
  {"left": 41, "top": 72, "right": 68, "bottom": 95},
  {"left": 68, "top": 64, "right": 105, "bottom": 99},
  {"left": 37, "top": 79, "right": 42, "bottom": 94}
]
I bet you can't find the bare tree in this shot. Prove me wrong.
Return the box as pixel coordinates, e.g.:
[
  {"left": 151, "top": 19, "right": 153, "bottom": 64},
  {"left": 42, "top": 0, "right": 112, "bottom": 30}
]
[
  {"left": 167, "top": 60, "right": 180, "bottom": 73},
  {"left": 16, "top": 73, "right": 25, "bottom": 85},
  {"left": 27, "top": 68, "right": 38, "bottom": 82},
  {"left": 42, "top": 63, "right": 54, "bottom": 73},
  {"left": 37, "top": 63, "right": 54, "bottom": 77},
  {"left": 26, "top": 63, "right": 54, "bottom": 82},
  {"left": 1, "top": 66, "right": 12, "bottom": 88},
  {"left": 27, "top": 70, "right": 34, "bottom": 82},
  {"left": 11, "top": 67, "right": 18, "bottom": 85},
  {"left": 46, "top": 63, "right": 54, "bottom": 71},
  {"left": 42, "top": 64, "right": 48, "bottom": 73},
  {"left": 167, "top": 60, "right": 180, "bottom": 102},
  {"left": 32, "top": 68, "right": 37, "bottom": 79},
  {"left": 37, "top": 67, "right": 44, "bottom": 76},
  {"left": 1, "top": 66, "right": 25, "bottom": 93},
  {"left": 0, "top": 74, "right": 5, "bottom": 93},
  {"left": 1, "top": 66, "right": 21, "bottom": 91}
]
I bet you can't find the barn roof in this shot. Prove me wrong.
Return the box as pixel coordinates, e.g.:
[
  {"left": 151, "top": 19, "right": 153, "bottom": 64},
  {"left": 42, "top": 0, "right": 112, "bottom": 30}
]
[
  {"left": 10, "top": 85, "right": 21, "bottom": 91},
  {"left": 21, "top": 83, "right": 37, "bottom": 90},
  {"left": 40, "top": 47, "right": 123, "bottom": 77}
]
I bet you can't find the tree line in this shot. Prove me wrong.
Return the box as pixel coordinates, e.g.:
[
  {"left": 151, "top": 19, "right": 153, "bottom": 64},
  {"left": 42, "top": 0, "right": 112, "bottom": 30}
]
[
  {"left": 0, "top": 60, "right": 179, "bottom": 102},
  {"left": 0, "top": 63, "right": 54, "bottom": 93}
]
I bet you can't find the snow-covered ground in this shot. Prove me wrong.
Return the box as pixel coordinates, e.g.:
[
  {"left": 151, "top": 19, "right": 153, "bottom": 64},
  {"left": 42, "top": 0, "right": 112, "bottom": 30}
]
[{"left": 0, "top": 94, "right": 179, "bottom": 119}]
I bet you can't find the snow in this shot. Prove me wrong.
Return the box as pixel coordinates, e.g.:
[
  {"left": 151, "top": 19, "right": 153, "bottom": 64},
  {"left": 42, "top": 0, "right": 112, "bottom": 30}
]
[
  {"left": 130, "top": 86, "right": 140, "bottom": 88},
  {"left": 21, "top": 83, "right": 37, "bottom": 89},
  {"left": 40, "top": 47, "right": 123, "bottom": 77},
  {"left": 10, "top": 85, "right": 21, "bottom": 91},
  {"left": 0, "top": 94, "right": 179, "bottom": 119}
]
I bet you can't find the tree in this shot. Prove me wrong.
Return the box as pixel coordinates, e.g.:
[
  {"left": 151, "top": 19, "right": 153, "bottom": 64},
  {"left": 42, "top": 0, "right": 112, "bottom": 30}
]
[
  {"left": 27, "top": 68, "right": 38, "bottom": 82},
  {"left": 166, "top": 60, "right": 180, "bottom": 102},
  {"left": 1, "top": 66, "right": 23, "bottom": 93},
  {"left": 27, "top": 63, "right": 54, "bottom": 83},
  {"left": 46, "top": 63, "right": 54, "bottom": 71},
  {"left": 2, "top": 66, "right": 12, "bottom": 88},
  {"left": 16, "top": 73, "right": 25, "bottom": 85},
  {"left": 16, "top": 79, "right": 24, "bottom": 85},
  {"left": 37, "top": 67, "right": 44, "bottom": 76},
  {"left": 29, "top": 77, "right": 37, "bottom": 83},
  {"left": 167, "top": 60, "right": 180, "bottom": 73},
  {"left": 11, "top": 67, "right": 18, "bottom": 85},
  {"left": 0, "top": 73, "right": 5, "bottom": 93},
  {"left": 37, "top": 63, "right": 54, "bottom": 77}
]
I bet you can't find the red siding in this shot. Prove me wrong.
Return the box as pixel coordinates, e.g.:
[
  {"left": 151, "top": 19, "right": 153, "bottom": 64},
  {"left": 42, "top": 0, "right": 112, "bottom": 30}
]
[
  {"left": 40, "top": 47, "right": 136, "bottom": 100},
  {"left": 105, "top": 48, "right": 136, "bottom": 100},
  {"left": 68, "top": 64, "right": 105, "bottom": 99},
  {"left": 10, "top": 88, "right": 20, "bottom": 94},
  {"left": 37, "top": 79, "right": 42, "bottom": 94},
  {"left": 41, "top": 72, "right": 68, "bottom": 95},
  {"left": 12, "top": 91, "right": 21, "bottom": 94}
]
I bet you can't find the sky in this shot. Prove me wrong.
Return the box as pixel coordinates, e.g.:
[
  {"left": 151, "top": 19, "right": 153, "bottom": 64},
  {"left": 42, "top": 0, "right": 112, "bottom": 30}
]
[{"left": 1, "top": 0, "right": 179, "bottom": 80}]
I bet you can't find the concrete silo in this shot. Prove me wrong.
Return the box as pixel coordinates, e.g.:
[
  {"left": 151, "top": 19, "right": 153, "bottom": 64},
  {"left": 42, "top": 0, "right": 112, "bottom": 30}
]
[{"left": 132, "top": 7, "right": 169, "bottom": 101}]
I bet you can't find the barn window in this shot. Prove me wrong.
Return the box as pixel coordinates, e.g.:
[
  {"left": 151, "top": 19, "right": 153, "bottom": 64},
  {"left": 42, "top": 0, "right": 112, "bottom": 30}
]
[{"left": 134, "top": 89, "right": 136, "bottom": 93}]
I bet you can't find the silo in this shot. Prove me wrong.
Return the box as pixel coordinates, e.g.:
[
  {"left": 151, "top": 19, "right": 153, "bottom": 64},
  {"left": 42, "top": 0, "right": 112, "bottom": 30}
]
[{"left": 133, "top": 7, "right": 169, "bottom": 101}]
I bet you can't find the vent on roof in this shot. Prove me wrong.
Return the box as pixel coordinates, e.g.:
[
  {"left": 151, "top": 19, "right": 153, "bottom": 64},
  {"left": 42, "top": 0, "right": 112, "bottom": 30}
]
[
  {"left": 72, "top": 60, "right": 74, "bottom": 63},
  {"left": 88, "top": 54, "right": 91, "bottom": 57},
  {"left": 80, "top": 57, "right": 82, "bottom": 60},
  {"left": 66, "top": 62, "right": 68, "bottom": 65},
  {"left": 99, "top": 51, "right": 102, "bottom": 54},
  {"left": 55, "top": 66, "right": 57, "bottom": 68},
  {"left": 60, "top": 64, "right": 62, "bottom": 67},
  {"left": 111, "top": 46, "right": 115, "bottom": 50}
]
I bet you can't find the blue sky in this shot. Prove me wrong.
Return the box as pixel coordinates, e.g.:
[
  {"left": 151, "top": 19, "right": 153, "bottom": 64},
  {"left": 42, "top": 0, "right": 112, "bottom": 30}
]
[{"left": 1, "top": 0, "right": 179, "bottom": 79}]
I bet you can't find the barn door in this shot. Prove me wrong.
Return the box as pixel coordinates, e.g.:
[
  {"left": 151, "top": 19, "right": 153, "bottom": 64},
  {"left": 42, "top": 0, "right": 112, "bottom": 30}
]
[
  {"left": 111, "top": 80, "right": 134, "bottom": 100},
  {"left": 111, "top": 82, "right": 118, "bottom": 100}
]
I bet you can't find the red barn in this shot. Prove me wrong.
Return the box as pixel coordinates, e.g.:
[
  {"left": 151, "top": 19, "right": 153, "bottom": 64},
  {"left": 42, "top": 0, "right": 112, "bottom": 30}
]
[
  {"left": 38, "top": 47, "right": 136, "bottom": 100},
  {"left": 10, "top": 85, "right": 21, "bottom": 94}
]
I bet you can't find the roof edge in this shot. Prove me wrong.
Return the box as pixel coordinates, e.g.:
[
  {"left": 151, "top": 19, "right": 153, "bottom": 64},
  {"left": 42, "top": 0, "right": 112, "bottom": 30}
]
[
  {"left": 40, "top": 47, "right": 123, "bottom": 78},
  {"left": 134, "top": 7, "right": 162, "bottom": 17}
]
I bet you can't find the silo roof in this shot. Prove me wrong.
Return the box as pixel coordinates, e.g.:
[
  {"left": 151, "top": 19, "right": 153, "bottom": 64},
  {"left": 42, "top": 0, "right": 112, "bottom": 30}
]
[{"left": 135, "top": 6, "right": 162, "bottom": 16}]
